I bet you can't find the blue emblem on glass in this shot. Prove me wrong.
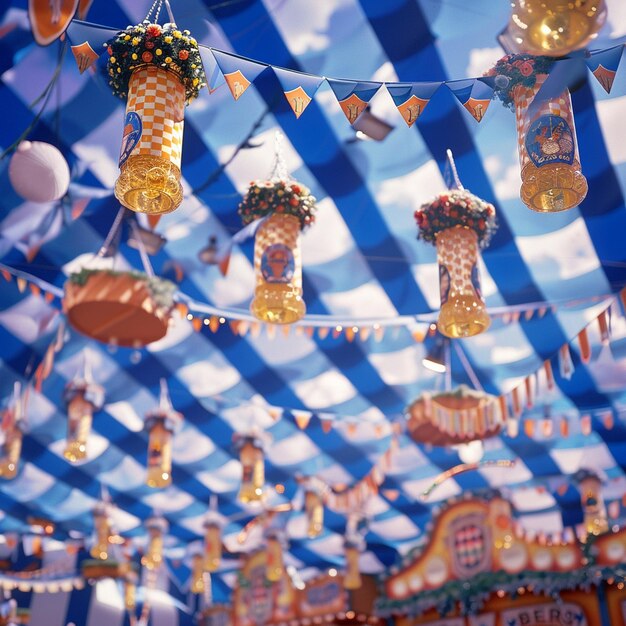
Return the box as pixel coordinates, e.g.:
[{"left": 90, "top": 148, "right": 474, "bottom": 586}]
[
  {"left": 119, "top": 111, "right": 142, "bottom": 167},
  {"left": 261, "top": 244, "right": 295, "bottom": 284},
  {"left": 525, "top": 114, "right": 575, "bottom": 168}
]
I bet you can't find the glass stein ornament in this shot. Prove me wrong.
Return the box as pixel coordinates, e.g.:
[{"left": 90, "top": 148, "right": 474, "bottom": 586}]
[
  {"left": 415, "top": 180, "right": 497, "bottom": 339},
  {"left": 234, "top": 436, "right": 265, "bottom": 504},
  {"left": 577, "top": 470, "right": 608, "bottom": 536},
  {"left": 63, "top": 378, "right": 104, "bottom": 463},
  {"left": 504, "top": 0, "right": 607, "bottom": 56},
  {"left": 144, "top": 380, "right": 182, "bottom": 488},
  {"left": 191, "top": 553, "right": 205, "bottom": 594},
  {"left": 238, "top": 172, "right": 316, "bottom": 325},
  {"left": 343, "top": 539, "right": 363, "bottom": 590},
  {"left": 251, "top": 213, "right": 306, "bottom": 324},
  {"left": 304, "top": 488, "right": 324, "bottom": 538},
  {"left": 435, "top": 226, "right": 490, "bottom": 338},
  {"left": 513, "top": 73, "right": 588, "bottom": 212},
  {"left": 0, "top": 385, "right": 25, "bottom": 479},
  {"left": 90, "top": 502, "right": 112, "bottom": 560},
  {"left": 265, "top": 530, "right": 284, "bottom": 583},
  {"left": 142, "top": 515, "right": 168, "bottom": 571},
  {"left": 203, "top": 516, "right": 222, "bottom": 572},
  {"left": 114, "top": 65, "right": 185, "bottom": 214}
]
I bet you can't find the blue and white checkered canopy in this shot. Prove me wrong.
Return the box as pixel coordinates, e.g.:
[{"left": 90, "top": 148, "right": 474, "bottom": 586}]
[{"left": 1, "top": 0, "right": 626, "bottom": 610}]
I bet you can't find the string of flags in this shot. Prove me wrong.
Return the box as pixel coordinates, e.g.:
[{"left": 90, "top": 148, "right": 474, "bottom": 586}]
[
  {"left": 66, "top": 19, "right": 626, "bottom": 128},
  {"left": 1, "top": 262, "right": 625, "bottom": 444},
  {"left": 1, "top": 261, "right": 615, "bottom": 344}
]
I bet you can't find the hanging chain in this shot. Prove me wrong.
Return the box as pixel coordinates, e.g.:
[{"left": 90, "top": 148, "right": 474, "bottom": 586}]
[
  {"left": 144, "top": 0, "right": 163, "bottom": 23},
  {"left": 445, "top": 148, "right": 464, "bottom": 190},
  {"left": 269, "top": 130, "right": 289, "bottom": 182}
]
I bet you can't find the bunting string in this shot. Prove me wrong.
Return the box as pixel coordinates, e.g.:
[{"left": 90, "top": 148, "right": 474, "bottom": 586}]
[{"left": 65, "top": 19, "right": 626, "bottom": 128}]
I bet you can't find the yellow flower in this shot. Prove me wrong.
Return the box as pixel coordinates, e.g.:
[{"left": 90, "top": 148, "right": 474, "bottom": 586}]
[
  {"left": 173, "top": 30, "right": 182, "bottom": 38},
  {"left": 110, "top": 57, "right": 116, "bottom": 63},
  {"left": 192, "top": 77, "right": 199, "bottom": 86},
  {"left": 117, "top": 67, "right": 121, "bottom": 73},
  {"left": 156, "top": 49, "right": 162, "bottom": 56},
  {"left": 189, "top": 38, "right": 197, "bottom": 46},
  {"left": 124, "top": 34, "right": 131, "bottom": 40},
  {"left": 164, "top": 36, "right": 173, "bottom": 43},
  {"left": 132, "top": 37, "right": 141, "bottom": 45},
  {"left": 131, "top": 53, "right": 138, "bottom": 60},
  {"left": 165, "top": 57, "right": 172, "bottom": 63}
]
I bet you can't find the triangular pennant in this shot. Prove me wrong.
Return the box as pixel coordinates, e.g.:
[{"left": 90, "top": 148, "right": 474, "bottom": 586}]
[
  {"left": 29, "top": 0, "right": 79, "bottom": 46},
  {"left": 447, "top": 78, "right": 494, "bottom": 123},
  {"left": 198, "top": 46, "right": 226, "bottom": 94},
  {"left": 211, "top": 49, "right": 268, "bottom": 100},
  {"left": 273, "top": 67, "right": 323, "bottom": 119},
  {"left": 65, "top": 20, "right": 118, "bottom": 72},
  {"left": 293, "top": 411, "right": 311, "bottom": 430},
  {"left": 326, "top": 78, "right": 382, "bottom": 124},
  {"left": 577, "top": 327, "right": 591, "bottom": 363},
  {"left": 559, "top": 344, "right": 574, "bottom": 380},
  {"left": 70, "top": 40, "right": 98, "bottom": 74},
  {"left": 586, "top": 45, "right": 624, "bottom": 94},
  {"left": 386, "top": 82, "right": 441, "bottom": 127}
]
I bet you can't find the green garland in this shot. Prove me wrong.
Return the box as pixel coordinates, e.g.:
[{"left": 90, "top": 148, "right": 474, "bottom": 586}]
[
  {"left": 414, "top": 188, "right": 497, "bottom": 248},
  {"left": 105, "top": 22, "right": 206, "bottom": 103},
  {"left": 69, "top": 269, "right": 177, "bottom": 310},
  {"left": 238, "top": 179, "right": 317, "bottom": 231},
  {"left": 376, "top": 566, "right": 626, "bottom": 618},
  {"left": 485, "top": 54, "right": 556, "bottom": 111}
]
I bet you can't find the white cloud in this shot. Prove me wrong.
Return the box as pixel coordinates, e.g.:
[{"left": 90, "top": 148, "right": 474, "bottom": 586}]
[{"left": 466, "top": 47, "right": 504, "bottom": 78}]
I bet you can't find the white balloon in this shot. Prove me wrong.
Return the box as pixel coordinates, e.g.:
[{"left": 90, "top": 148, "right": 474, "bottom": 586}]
[{"left": 9, "top": 141, "right": 70, "bottom": 203}]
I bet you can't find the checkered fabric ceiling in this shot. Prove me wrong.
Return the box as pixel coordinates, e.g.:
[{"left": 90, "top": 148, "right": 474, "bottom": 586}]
[{"left": 1, "top": 0, "right": 626, "bottom": 604}]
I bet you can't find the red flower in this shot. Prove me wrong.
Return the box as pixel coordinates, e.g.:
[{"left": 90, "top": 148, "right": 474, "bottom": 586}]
[
  {"left": 107, "top": 45, "right": 113, "bottom": 55},
  {"left": 145, "top": 40, "right": 155, "bottom": 49},
  {"left": 146, "top": 24, "right": 161, "bottom": 38},
  {"left": 289, "top": 198, "right": 299, "bottom": 207},
  {"left": 276, "top": 205, "right": 284, "bottom": 213},
  {"left": 178, "top": 49, "right": 189, "bottom": 61},
  {"left": 142, "top": 51, "right": 153, "bottom": 63},
  {"left": 519, "top": 61, "right": 533, "bottom": 77},
  {"left": 291, "top": 185, "right": 301, "bottom": 194}
]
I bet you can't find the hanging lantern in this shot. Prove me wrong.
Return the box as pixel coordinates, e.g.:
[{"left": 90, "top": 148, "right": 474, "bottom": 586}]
[
  {"left": 63, "top": 374, "right": 104, "bottom": 463},
  {"left": 191, "top": 552, "right": 205, "bottom": 594},
  {"left": 575, "top": 469, "right": 608, "bottom": 536},
  {"left": 265, "top": 530, "right": 284, "bottom": 583},
  {"left": 106, "top": 21, "right": 206, "bottom": 215},
  {"left": 124, "top": 573, "right": 137, "bottom": 612},
  {"left": 8, "top": 141, "right": 71, "bottom": 203},
  {"left": 344, "top": 538, "right": 364, "bottom": 590},
  {"left": 304, "top": 488, "right": 324, "bottom": 538},
  {"left": 488, "top": 55, "right": 588, "bottom": 212},
  {"left": 238, "top": 179, "right": 317, "bottom": 324},
  {"left": 344, "top": 516, "right": 364, "bottom": 590},
  {"left": 142, "top": 515, "right": 168, "bottom": 570},
  {"left": 502, "top": 0, "right": 607, "bottom": 56},
  {"left": 144, "top": 380, "right": 182, "bottom": 488},
  {"left": 90, "top": 501, "right": 112, "bottom": 560},
  {"left": 203, "top": 516, "right": 222, "bottom": 572},
  {"left": 0, "top": 384, "right": 26, "bottom": 480},
  {"left": 406, "top": 385, "right": 504, "bottom": 446},
  {"left": 414, "top": 183, "right": 497, "bottom": 338},
  {"left": 234, "top": 434, "right": 265, "bottom": 504}
]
